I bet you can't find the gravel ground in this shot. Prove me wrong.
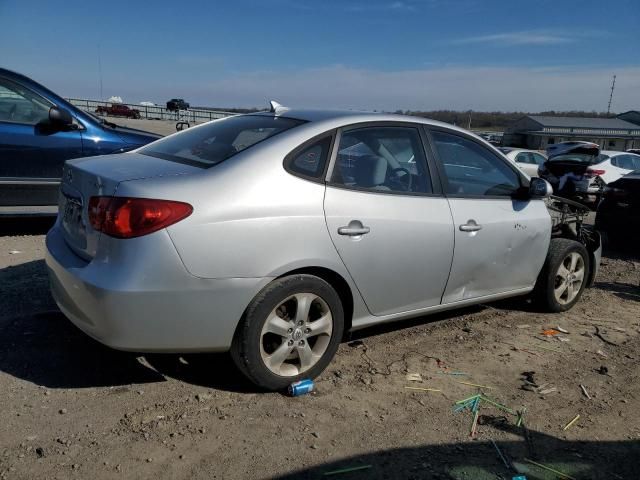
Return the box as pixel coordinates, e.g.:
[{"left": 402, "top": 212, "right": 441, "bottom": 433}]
[{"left": 0, "top": 219, "right": 639, "bottom": 480}]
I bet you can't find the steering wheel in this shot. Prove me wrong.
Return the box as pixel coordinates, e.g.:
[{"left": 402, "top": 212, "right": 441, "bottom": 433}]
[{"left": 388, "top": 167, "right": 413, "bottom": 191}]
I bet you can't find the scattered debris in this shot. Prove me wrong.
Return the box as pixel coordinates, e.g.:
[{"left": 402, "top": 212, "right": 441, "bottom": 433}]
[
  {"left": 288, "top": 379, "right": 314, "bottom": 396},
  {"left": 597, "top": 365, "right": 609, "bottom": 375},
  {"left": 562, "top": 414, "right": 581, "bottom": 431},
  {"left": 541, "top": 329, "right": 560, "bottom": 337},
  {"left": 404, "top": 386, "right": 441, "bottom": 393},
  {"left": 515, "top": 324, "right": 530, "bottom": 329},
  {"left": 596, "top": 349, "right": 608, "bottom": 358},
  {"left": 521, "top": 371, "right": 536, "bottom": 384},
  {"left": 437, "top": 371, "right": 469, "bottom": 376},
  {"left": 580, "top": 385, "right": 591, "bottom": 399},
  {"left": 35, "top": 447, "right": 44, "bottom": 458},
  {"left": 8, "top": 250, "right": 21, "bottom": 255},
  {"left": 490, "top": 439, "right": 511, "bottom": 470},
  {"left": 524, "top": 458, "right": 577, "bottom": 480},
  {"left": 347, "top": 340, "right": 364, "bottom": 348},
  {"left": 405, "top": 373, "right": 423, "bottom": 382},
  {"left": 323, "top": 465, "right": 373, "bottom": 476},
  {"left": 594, "top": 326, "right": 619, "bottom": 347},
  {"left": 454, "top": 394, "right": 519, "bottom": 438},
  {"left": 538, "top": 386, "right": 557, "bottom": 395},
  {"left": 556, "top": 326, "right": 570, "bottom": 334},
  {"left": 556, "top": 336, "right": 570, "bottom": 342}
]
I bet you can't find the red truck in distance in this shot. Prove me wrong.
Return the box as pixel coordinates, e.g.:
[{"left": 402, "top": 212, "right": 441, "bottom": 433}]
[{"left": 95, "top": 104, "right": 141, "bottom": 119}]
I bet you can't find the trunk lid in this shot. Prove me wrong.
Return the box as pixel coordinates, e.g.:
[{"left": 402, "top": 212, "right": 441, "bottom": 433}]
[{"left": 59, "top": 152, "right": 202, "bottom": 259}]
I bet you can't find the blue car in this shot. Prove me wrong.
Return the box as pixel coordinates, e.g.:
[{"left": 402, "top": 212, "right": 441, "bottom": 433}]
[{"left": 0, "top": 68, "right": 161, "bottom": 215}]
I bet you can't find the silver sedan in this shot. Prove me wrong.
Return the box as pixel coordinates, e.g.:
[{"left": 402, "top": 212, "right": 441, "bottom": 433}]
[{"left": 46, "top": 105, "right": 599, "bottom": 390}]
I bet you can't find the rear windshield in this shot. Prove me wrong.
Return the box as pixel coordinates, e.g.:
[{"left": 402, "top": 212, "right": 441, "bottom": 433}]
[
  {"left": 139, "top": 115, "right": 304, "bottom": 167},
  {"left": 548, "top": 153, "right": 609, "bottom": 164}
]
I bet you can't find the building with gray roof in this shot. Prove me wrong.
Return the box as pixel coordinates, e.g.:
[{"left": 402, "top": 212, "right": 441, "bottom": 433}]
[{"left": 503, "top": 115, "right": 640, "bottom": 151}]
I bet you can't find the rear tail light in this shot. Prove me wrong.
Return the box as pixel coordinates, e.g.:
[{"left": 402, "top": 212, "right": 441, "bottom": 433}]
[
  {"left": 585, "top": 168, "right": 606, "bottom": 177},
  {"left": 88, "top": 196, "right": 193, "bottom": 238}
]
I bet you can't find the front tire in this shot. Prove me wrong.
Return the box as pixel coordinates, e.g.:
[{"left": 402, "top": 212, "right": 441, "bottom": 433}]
[
  {"left": 534, "top": 238, "right": 590, "bottom": 312},
  {"left": 231, "top": 275, "right": 344, "bottom": 391}
]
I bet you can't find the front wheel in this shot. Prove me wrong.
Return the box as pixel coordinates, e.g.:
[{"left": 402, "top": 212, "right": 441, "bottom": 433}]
[
  {"left": 231, "top": 275, "right": 344, "bottom": 391},
  {"left": 534, "top": 238, "right": 590, "bottom": 312}
]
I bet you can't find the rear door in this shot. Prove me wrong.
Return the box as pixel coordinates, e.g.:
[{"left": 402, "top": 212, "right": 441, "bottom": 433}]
[
  {"left": 324, "top": 124, "right": 454, "bottom": 316},
  {"left": 427, "top": 128, "right": 550, "bottom": 303},
  {"left": 0, "top": 77, "right": 83, "bottom": 206}
]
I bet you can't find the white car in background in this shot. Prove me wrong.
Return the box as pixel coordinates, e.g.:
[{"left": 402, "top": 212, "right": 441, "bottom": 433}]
[
  {"left": 539, "top": 142, "right": 640, "bottom": 205},
  {"left": 499, "top": 148, "right": 547, "bottom": 177}
]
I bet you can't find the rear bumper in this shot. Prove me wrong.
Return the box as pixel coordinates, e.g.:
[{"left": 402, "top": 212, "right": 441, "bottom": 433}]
[{"left": 45, "top": 224, "right": 271, "bottom": 352}]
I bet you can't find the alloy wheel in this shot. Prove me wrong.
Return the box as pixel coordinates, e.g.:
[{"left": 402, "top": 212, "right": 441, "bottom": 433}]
[
  {"left": 259, "top": 293, "right": 333, "bottom": 377},
  {"left": 553, "top": 251, "right": 585, "bottom": 305}
]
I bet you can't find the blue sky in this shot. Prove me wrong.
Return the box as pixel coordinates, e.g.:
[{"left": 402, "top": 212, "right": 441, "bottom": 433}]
[{"left": 1, "top": 0, "right": 639, "bottom": 111}]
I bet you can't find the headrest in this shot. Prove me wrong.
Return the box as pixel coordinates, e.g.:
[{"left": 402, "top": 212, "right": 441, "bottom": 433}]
[{"left": 352, "top": 155, "right": 387, "bottom": 187}]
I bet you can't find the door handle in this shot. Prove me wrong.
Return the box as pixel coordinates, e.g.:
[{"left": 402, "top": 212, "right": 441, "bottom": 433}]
[
  {"left": 459, "top": 220, "right": 482, "bottom": 232},
  {"left": 338, "top": 220, "right": 370, "bottom": 236}
]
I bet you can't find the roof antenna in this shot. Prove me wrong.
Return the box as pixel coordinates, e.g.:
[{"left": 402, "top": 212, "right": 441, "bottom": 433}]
[{"left": 269, "top": 100, "right": 288, "bottom": 115}]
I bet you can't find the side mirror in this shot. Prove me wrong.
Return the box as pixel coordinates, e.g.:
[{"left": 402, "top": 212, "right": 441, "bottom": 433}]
[
  {"left": 48, "top": 106, "right": 73, "bottom": 127},
  {"left": 529, "top": 177, "right": 553, "bottom": 198}
]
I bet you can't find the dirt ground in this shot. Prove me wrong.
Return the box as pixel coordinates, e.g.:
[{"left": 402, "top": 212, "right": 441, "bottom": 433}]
[{"left": 0, "top": 218, "right": 639, "bottom": 480}]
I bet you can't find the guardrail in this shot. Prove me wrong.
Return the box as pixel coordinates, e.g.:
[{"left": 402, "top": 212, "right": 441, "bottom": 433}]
[{"left": 66, "top": 98, "right": 237, "bottom": 123}]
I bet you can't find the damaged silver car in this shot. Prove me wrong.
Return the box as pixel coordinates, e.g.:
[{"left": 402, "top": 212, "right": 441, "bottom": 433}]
[{"left": 46, "top": 106, "right": 602, "bottom": 390}]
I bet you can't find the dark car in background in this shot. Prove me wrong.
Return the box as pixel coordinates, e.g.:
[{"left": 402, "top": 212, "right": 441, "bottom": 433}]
[
  {"left": 0, "top": 68, "right": 161, "bottom": 214},
  {"left": 596, "top": 170, "right": 640, "bottom": 244},
  {"left": 95, "top": 103, "right": 141, "bottom": 119},
  {"left": 166, "top": 98, "right": 189, "bottom": 111}
]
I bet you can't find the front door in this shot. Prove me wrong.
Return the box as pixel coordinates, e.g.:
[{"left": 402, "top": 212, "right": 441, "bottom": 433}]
[
  {"left": 0, "top": 77, "right": 83, "bottom": 206},
  {"left": 324, "top": 124, "right": 454, "bottom": 316},
  {"left": 428, "top": 129, "right": 550, "bottom": 303}
]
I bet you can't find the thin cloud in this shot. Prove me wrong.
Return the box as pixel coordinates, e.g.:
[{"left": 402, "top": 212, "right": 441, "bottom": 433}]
[
  {"left": 345, "top": 1, "right": 417, "bottom": 12},
  {"left": 453, "top": 31, "right": 577, "bottom": 46}
]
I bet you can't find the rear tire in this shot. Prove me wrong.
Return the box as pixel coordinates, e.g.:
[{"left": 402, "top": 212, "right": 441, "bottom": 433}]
[
  {"left": 534, "top": 238, "right": 590, "bottom": 313},
  {"left": 230, "top": 274, "right": 344, "bottom": 391}
]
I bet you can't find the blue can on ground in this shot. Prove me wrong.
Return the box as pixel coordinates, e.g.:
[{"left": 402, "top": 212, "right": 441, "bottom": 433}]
[{"left": 288, "top": 379, "right": 314, "bottom": 396}]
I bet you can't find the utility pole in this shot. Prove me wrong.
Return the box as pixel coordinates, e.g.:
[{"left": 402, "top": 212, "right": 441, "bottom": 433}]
[
  {"left": 97, "top": 43, "right": 104, "bottom": 101},
  {"left": 607, "top": 74, "right": 616, "bottom": 116}
]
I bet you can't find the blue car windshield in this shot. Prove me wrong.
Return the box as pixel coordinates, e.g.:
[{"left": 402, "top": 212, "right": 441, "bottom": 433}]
[{"left": 140, "top": 115, "right": 304, "bottom": 167}]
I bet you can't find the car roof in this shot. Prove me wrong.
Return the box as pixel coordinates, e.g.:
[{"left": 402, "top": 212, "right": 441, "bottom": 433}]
[
  {"left": 601, "top": 150, "right": 640, "bottom": 157},
  {"left": 251, "top": 108, "right": 470, "bottom": 133}
]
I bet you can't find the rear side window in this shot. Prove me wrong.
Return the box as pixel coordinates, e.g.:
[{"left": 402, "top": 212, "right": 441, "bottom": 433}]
[
  {"left": 431, "top": 130, "right": 521, "bottom": 197},
  {"left": 140, "top": 115, "right": 304, "bottom": 167},
  {"left": 515, "top": 152, "right": 534, "bottom": 164},
  {"left": 285, "top": 135, "right": 333, "bottom": 179}
]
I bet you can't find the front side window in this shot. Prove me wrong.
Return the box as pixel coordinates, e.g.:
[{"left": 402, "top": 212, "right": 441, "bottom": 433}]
[
  {"left": 330, "top": 126, "right": 432, "bottom": 194},
  {"left": 0, "top": 78, "right": 52, "bottom": 125},
  {"left": 140, "top": 115, "right": 304, "bottom": 167},
  {"left": 431, "top": 130, "right": 521, "bottom": 197}
]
